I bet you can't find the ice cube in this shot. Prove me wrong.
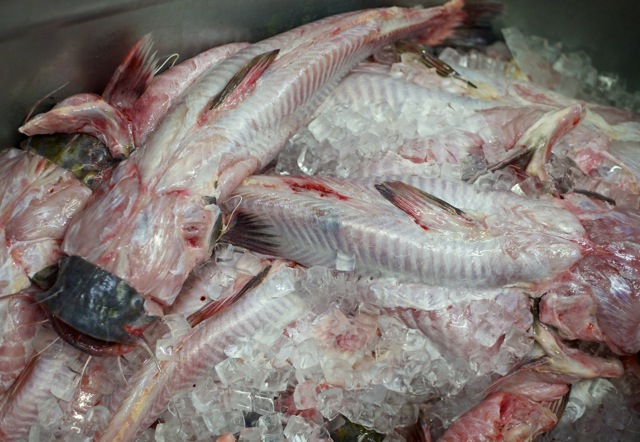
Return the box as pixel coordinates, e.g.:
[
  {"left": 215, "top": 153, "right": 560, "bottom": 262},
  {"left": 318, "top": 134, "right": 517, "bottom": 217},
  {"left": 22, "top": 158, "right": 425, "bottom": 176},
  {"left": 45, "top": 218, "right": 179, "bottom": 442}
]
[
  {"left": 317, "top": 388, "right": 344, "bottom": 420},
  {"left": 297, "top": 145, "right": 320, "bottom": 175},
  {"left": 283, "top": 415, "right": 314, "bottom": 442},
  {"left": 259, "top": 366, "right": 293, "bottom": 392},
  {"left": 258, "top": 413, "right": 283, "bottom": 434},
  {"left": 293, "top": 380, "right": 318, "bottom": 410},
  {"left": 215, "top": 358, "right": 246, "bottom": 385},
  {"left": 136, "top": 428, "right": 155, "bottom": 442},
  {"left": 383, "top": 433, "right": 407, "bottom": 442},
  {"left": 49, "top": 366, "right": 79, "bottom": 402},
  {"left": 502, "top": 27, "right": 556, "bottom": 88},
  {"left": 82, "top": 406, "right": 110, "bottom": 435},
  {"left": 373, "top": 409, "right": 394, "bottom": 434},
  {"left": 155, "top": 337, "right": 179, "bottom": 361},
  {"left": 238, "top": 427, "right": 263, "bottom": 442},
  {"left": 162, "top": 313, "right": 191, "bottom": 337},
  {"left": 254, "top": 394, "right": 276, "bottom": 414},
  {"left": 264, "top": 267, "right": 297, "bottom": 298},
  {"left": 226, "top": 410, "right": 247, "bottom": 434},
  {"left": 320, "top": 358, "right": 355, "bottom": 388},
  {"left": 309, "top": 426, "right": 332, "bottom": 442},
  {"left": 38, "top": 395, "right": 64, "bottom": 428},
  {"left": 191, "top": 377, "right": 221, "bottom": 412},
  {"left": 229, "top": 388, "right": 253, "bottom": 412},
  {"left": 290, "top": 339, "right": 319, "bottom": 370},
  {"left": 202, "top": 408, "right": 227, "bottom": 434}
]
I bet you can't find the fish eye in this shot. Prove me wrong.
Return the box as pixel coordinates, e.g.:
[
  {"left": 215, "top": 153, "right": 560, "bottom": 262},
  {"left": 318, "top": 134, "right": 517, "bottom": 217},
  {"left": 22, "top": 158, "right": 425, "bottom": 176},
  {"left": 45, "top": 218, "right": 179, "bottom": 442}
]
[{"left": 131, "top": 296, "right": 145, "bottom": 310}]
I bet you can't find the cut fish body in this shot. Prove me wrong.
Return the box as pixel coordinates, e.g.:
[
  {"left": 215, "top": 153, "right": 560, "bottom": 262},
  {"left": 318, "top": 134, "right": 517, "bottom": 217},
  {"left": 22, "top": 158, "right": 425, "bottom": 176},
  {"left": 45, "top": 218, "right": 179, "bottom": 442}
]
[{"left": 222, "top": 175, "right": 587, "bottom": 290}]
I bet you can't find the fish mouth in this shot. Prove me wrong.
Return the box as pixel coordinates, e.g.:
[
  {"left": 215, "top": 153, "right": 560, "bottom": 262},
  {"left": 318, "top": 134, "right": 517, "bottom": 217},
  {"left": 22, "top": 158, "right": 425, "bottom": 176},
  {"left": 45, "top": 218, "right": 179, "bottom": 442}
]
[{"left": 34, "top": 255, "right": 158, "bottom": 345}]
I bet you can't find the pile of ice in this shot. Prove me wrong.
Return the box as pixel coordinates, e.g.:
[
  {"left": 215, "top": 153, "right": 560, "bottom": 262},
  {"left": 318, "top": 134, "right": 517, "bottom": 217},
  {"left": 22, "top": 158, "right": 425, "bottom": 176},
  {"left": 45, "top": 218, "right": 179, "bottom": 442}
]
[
  {"left": 135, "top": 266, "right": 503, "bottom": 441},
  {"left": 444, "top": 27, "right": 640, "bottom": 113}
]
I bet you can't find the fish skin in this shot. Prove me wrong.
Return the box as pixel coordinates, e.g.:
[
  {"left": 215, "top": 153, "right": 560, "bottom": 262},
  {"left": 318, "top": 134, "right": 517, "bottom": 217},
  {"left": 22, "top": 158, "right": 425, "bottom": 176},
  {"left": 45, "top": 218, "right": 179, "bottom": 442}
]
[
  {"left": 222, "top": 174, "right": 586, "bottom": 290},
  {"left": 99, "top": 262, "right": 309, "bottom": 441},
  {"left": 62, "top": 0, "right": 466, "bottom": 309}
]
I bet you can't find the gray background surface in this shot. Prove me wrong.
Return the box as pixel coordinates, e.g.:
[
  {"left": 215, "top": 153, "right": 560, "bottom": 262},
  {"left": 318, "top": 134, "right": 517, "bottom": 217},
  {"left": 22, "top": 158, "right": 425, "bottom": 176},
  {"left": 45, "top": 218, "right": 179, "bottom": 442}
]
[{"left": 1, "top": 0, "right": 638, "bottom": 147}]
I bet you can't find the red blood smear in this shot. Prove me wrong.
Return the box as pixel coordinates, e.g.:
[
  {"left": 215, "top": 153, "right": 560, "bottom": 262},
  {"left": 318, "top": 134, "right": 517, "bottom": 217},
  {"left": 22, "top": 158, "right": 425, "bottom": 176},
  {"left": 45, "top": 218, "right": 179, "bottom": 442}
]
[{"left": 284, "top": 179, "right": 349, "bottom": 201}]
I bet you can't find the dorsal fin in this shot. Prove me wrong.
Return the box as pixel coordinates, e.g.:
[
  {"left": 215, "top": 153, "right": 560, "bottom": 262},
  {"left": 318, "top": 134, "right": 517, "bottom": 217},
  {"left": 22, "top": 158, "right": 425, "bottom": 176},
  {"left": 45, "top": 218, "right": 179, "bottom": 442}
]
[
  {"left": 207, "top": 49, "right": 280, "bottom": 112},
  {"left": 103, "top": 34, "right": 158, "bottom": 115}
]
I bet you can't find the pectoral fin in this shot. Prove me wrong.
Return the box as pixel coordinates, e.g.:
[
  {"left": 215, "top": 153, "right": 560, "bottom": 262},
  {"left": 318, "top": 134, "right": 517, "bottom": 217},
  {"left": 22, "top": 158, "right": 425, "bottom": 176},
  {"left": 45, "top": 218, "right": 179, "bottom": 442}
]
[
  {"left": 222, "top": 211, "right": 281, "bottom": 256},
  {"left": 375, "top": 180, "right": 480, "bottom": 231},
  {"left": 187, "top": 265, "right": 271, "bottom": 326},
  {"left": 208, "top": 49, "right": 280, "bottom": 111}
]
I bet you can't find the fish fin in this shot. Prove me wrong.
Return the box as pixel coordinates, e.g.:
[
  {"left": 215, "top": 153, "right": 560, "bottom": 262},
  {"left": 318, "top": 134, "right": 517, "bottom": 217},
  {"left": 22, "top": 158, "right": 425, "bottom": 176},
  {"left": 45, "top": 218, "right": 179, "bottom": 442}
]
[
  {"left": 222, "top": 211, "right": 280, "bottom": 256},
  {"left": 468, "top": 105, "right": 586, "bottom": 184},
  {"left": 440, "top": 1, "right": 504, "bottom": 50},
  {"left": 207, "top": 49, "right": 280, "bottom": 111},
  {"left": 573, "top": 189, "right": 616, "bottom": 206},
  {"left": 102, "top": 34, "right": 158, "bottom": 114},
  {"left": 375, "top": 180, "right": 478, "bottom": 229},
  {"left": 396, "top": 41, "right": 476, "bottom": 88},
  {"left": 412, "top": 0, "right": 465, "bottom": 46},
  {"left": 187, "top": 265, "right": 271, "bottom": 327},
  {"left": 523, "top": 104, "right": 585, "bottom": 180},
  {"left": 545, "top": 386, "right": 571, "bottom": 422}
]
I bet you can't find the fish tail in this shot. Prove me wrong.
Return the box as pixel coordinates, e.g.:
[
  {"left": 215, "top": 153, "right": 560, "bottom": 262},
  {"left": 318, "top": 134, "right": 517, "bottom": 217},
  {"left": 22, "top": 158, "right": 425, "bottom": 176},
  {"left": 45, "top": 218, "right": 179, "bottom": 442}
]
[{"left": 102, "top": 34, "right": 159, "bottom": 115}]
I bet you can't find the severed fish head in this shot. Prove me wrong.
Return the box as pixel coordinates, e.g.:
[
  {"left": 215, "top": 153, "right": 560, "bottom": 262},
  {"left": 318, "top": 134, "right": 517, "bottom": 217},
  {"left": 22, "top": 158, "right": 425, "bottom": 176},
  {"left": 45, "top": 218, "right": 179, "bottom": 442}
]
[{"left": 32, "top": 255, "right": 158, "bottom": 353}]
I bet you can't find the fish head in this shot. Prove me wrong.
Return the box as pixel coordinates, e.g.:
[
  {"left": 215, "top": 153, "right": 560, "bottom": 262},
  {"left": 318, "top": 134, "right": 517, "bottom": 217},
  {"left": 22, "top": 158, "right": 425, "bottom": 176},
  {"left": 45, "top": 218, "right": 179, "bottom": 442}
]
[{"left": 34, "top": 255, "right": 159, "bottom": 348}]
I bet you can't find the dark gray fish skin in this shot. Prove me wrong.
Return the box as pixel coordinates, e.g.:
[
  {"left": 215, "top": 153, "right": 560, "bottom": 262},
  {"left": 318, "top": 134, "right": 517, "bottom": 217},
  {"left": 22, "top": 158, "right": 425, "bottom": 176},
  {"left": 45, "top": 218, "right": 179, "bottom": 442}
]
[
  {"left": 21, "top": 133, "right": 115, "bottom": 190},
  {"left": 33, "top": 256, "right": 157, "bottom": 344}
]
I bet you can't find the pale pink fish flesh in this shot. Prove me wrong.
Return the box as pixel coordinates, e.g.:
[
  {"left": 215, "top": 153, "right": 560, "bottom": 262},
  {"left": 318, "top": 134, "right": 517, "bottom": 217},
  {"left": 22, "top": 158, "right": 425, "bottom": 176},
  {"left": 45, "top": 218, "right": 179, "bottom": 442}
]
[
  {"left": 0, "top": 148, "right": 91, "bottom": 296},
  {"left": 438, "top": 391, "right": 558, "bottom": 441},
  {"left": 0, "top": 296, "right": 39, "bottom": 396},
  {"left": 19, "top": 94, "right": 134, "bottom": 159},
  {"left": 61, "top": 1, "right": 466, "bottom": 311},
  {"left": 0, "top": 339, "right": 86, "bottom": 441},
  {"left": 222, "top": 174, "right": 587, "bottom": 290},
  {"left": 132, "top": 42, "right": 250, "bottom": 146},
  {"left": 100, "top": 262, "right": 309, "bottom": 441}
]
